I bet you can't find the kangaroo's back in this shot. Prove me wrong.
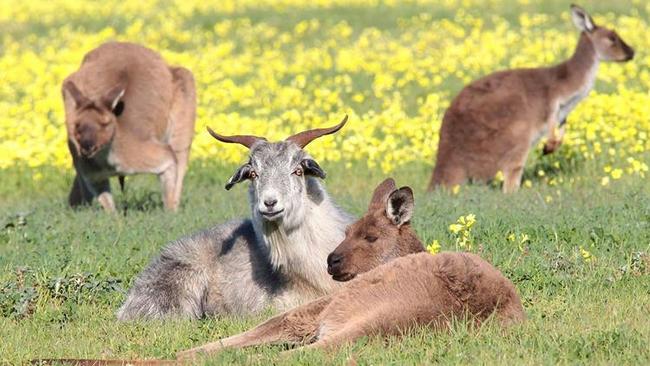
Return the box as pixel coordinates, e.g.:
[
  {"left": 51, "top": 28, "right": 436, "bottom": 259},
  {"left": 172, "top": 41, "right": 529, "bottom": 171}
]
[{"left": 322, "top": 252, "right": 524, "bottom": 334}]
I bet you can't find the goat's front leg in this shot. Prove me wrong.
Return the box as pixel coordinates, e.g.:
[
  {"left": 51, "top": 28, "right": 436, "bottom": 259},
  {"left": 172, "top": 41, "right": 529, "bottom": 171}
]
[
  {"left": 176, "top": 296, "right": 332, "bottom": 361},
  {"left": 543, "top": 118, "right": 566, "bottom": 155}
]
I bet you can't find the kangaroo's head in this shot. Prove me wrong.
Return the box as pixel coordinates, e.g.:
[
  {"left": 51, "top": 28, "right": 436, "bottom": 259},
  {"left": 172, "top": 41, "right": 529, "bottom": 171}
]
[
  {"left": 327, "top": 178, "right": 424, "bottom": 281},
  {"left": 63, "top": 75, "right": 126, "bottom": 158},
  {"left": 571, "top": 4, "right": 634, "bottom": 62},
  {"left": 207, "top": 116, "right": 347, "bottom": 230}
]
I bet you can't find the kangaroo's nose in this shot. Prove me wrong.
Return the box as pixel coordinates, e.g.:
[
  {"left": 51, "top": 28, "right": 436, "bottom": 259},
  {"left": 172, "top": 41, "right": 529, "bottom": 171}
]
[
  {"left": 264, "top": 198, "right": 277, "bottom": 209},
  {"left": 80, "top": 138, "right": 93, "bottom": 150},
  {"left": 79, "top": 137, "right": 95, "bottom": 155},
  {"left": 327, "top": 252, "right": 343, "bottom": 273}
]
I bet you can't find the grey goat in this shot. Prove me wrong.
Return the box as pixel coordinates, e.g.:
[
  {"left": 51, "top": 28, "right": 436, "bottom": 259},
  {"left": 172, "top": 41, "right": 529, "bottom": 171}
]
[{"left": 117, "top": 116, "right": 352, "bottom": 320}]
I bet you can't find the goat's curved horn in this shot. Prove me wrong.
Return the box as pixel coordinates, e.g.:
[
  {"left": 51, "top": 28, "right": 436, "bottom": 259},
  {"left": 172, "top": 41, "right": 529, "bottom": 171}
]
[
  {"left": 286, "top": 115, "right": 348, "bottom": 149},
  {"left": 206, "top": 127, "right": 266, "bottom": 149}
]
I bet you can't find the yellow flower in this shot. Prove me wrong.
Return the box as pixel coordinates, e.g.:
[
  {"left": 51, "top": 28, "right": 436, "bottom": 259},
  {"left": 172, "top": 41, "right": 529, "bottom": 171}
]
[
  {"left": 449, "top": 223, "right": 463, "bottom": 234},
  {"left": 451, "top": 185, "right": 461, "bottom": 195},
  {"left": 464, "top": 214, "right": 476, "bottom": 228},
  {"left": 352, "top": 93, "right": 364, "bottom": 103},
  {"left": 611, "top": 169, "right": 623, "bottom": 180},
  {"left": 426, "top": 240, "right": 441, "bottom": 255},
  {"left": 579, "top": 246, "right": 594, "bottom": 263},
  {"left": 449, "top": 214, "right": 477, "bottom": 251}
]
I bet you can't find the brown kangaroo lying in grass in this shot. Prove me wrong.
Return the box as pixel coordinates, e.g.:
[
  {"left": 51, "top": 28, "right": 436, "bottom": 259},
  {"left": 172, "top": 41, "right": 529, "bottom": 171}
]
[{"left": 177, "top": 178, "right": 525, "bottom": 359}]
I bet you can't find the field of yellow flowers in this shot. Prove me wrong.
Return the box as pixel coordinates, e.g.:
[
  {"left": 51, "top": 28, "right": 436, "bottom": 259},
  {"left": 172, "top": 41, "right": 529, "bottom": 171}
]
[
  {"left": 1, "top": 1, "right": 650, "bottom": 365},
  {"left": 1, "top": 0, "right": 648, "bottom": 185}
]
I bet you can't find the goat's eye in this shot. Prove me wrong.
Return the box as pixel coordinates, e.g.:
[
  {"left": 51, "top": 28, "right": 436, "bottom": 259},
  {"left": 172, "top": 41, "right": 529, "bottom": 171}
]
[
  {"left": 293, "top": 167, "right": 303, "bottom": 176},
  {"left": 249, "top": 171, "right": 258, "bottom": 180},
  {"left": 365, "top": 235, "right": 378, "bottom": 243}
]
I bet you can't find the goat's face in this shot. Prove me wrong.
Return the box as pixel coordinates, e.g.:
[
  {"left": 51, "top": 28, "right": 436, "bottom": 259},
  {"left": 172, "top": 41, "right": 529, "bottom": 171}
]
[
  {"left": 327, "top": 178, "right": 416, "bottom": 281},
  {"left": 63, "top": 79, "right": 126, "bottom": 158},
  {"left": 211, "top": 116, "right": 348, "bottom": 225},
  {"left": 235, "top": 142, "right": 326, "bottom": 224}
]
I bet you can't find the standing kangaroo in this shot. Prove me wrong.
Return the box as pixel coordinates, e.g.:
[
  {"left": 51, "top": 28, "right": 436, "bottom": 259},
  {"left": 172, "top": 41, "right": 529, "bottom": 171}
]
[
  {"left": 177, "top": 178, "right": 524, "bottom": 359},
  {"left": 429, "top": 5, "right": 634, "bottom": 193},
  {"left": 62, "top": 42, "right": 196, "bottom": 212}
]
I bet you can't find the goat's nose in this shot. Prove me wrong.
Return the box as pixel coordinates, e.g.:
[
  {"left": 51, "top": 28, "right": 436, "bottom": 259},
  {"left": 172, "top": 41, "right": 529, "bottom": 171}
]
[
  {"left": 327, "top": 252, "right": 342, "bottom": 271},
  {"left": 264, "top": 198, "right": 277, "bottom": 209}
]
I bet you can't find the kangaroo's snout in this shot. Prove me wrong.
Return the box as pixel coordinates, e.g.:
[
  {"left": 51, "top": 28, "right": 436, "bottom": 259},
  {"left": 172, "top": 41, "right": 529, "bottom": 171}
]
[{"left": 327, "top": 252, "right": 343, "bottom": 274}]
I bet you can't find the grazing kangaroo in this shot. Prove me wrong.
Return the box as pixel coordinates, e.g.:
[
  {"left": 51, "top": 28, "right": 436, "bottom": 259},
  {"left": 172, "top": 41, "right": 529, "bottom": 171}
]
[
  {"left": 62, "top": 42, "right": 196, "bottom": 212},
  {"left": 117, "top": 117, "right": 352, "bottom": 320},
  {"left": 177, "top": 178, "right": 524, "bottom": 359},
  {"left": 428, "top": 5, "right": 634, "bottom": 193}
]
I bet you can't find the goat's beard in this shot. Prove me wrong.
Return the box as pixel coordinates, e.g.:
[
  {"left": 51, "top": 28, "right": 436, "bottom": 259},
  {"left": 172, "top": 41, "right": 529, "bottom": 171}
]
[{"left": 273, "top": 201, "right": 305, "bottom": 233}]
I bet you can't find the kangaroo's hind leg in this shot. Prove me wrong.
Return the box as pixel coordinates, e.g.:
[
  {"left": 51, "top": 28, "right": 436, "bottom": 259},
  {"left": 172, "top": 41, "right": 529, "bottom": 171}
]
[
  {"left": 501, "top": 143, "right": 531, "bottom": 193},
  {"left": 176, "top": 296, "right": 333, "bottom": 361}
]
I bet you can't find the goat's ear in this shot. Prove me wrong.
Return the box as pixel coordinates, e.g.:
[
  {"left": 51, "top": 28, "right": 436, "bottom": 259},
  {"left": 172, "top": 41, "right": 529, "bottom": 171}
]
[
  {"left": 571, "top": 4, "right": 595, "bottom": 33},
  {"left": 226, "top": 163, "right": 253, "bottom": 190},
  {"left": 369, "top": 178, "right": 397, "bottom": 210},
  {"left": 301, "top": 159, "right": 326, "bottom": 179},
  {"left": 63, "top": 80, "right": 89, "bottom": 108},
  {"left": 386, "top": 186, "right": 414, "bottom": 227}
]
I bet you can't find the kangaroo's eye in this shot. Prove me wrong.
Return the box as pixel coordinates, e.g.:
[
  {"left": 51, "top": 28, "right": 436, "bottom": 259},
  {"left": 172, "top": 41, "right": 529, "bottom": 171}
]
[
  {"left": 249, "top": 171, "right": 258, "bottom": 180},
  {"left": 293, "top": 167, "right": 303, "bottom": 176},
  {"left": 365, "top": 235, "right": 378, "bottom": 243}
]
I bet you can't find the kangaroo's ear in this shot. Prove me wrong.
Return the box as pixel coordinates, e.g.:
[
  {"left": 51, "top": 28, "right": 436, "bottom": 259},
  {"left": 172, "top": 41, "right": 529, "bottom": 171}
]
[
  {"left": 226, "top": 163, "right": 254, "bottom": 190},
  {"left": 571, "top": 4, "right": 595, "bottom": 33},
  {"left": 63, "top": 80, "right": 90, "bottom": 108},
  {"left": 102, "top": 80, "right": 127, "bottom": 117},
  {"left": 301, "top": 159, "right": 326, "bottom": 179},
  {"left": 386, "top": 186, "right": 414, "bottom": 227},
  {"left": 369, "top": 178, "right": 397, "bottom": 210}
]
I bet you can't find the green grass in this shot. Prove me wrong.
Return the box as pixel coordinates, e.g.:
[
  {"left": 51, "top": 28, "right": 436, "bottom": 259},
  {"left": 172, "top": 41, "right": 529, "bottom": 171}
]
[{"left": 1, "top": 159, "right": 649, "bottom": 365}]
